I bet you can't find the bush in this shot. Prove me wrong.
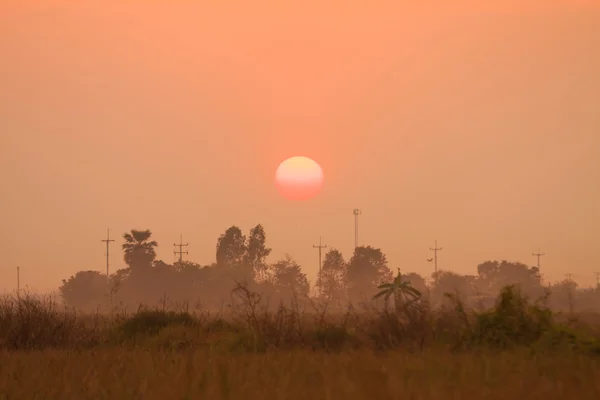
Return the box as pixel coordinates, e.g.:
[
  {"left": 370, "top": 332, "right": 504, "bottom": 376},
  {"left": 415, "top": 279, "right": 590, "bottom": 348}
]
[
  {"left": 0, "top": 294, "right": 99, "bottom": 350},
  {"left": 311, "top": 325, "right": 354, "bottom": 352},
  {"left": 467, "top": 285, "right": 554, "bottom": 348},
  {"left": 119, "top": 310, "right": 195, "bottom": 338},
  {"left": 2, "top": 286, "right": 600, "bottom": 355}
]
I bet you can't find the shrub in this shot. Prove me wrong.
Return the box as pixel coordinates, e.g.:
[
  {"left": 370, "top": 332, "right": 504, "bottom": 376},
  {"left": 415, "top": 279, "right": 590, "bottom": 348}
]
[
  {"left": 0, "top": 294, "right": 98, "bottom": 350},
  {"left": 467, "top": 285, "right": 554, "bottom": 348},
  {"left": 119, "top": 310, "right": 195, "bottom": 338}
]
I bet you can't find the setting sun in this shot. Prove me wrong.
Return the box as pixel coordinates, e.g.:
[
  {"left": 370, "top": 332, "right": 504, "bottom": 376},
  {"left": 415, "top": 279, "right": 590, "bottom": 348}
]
[{"left": 275, "top": 156, "right": 324, "bottom": 201}]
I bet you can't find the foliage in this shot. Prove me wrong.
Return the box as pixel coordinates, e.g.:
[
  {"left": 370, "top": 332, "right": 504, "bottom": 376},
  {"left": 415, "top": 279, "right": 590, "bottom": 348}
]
[
  {"left": 346, "top": 246, "right": 392, "bottom": 300},
  {"left": 466, "top": 285, "right": 555, "bottom": 348},
  {"left": 119, "top": 310, "right": 195, "bottom": 337},
  {"left": 430, "top": 270, "right": 477, "bottom": 305},
  {"left": 3, "top": 286, "right": 600, "bottom": 356},
  {"left": 0, "top": 293, "right": 98, "bottom": 350},
  {"left": 57, "top": 225, "right": 600, "bottom": 317},
  {"left": 268, "top": 255, "right": 310, "bottom": 301},
  {"left": 476, "top": 260, "right": 542, "bottom": 297},
  {"left": 122, "top": 229, "right": 158, "bottom": 270},
  {"left": 60, "top": 270, "right": 109, "bottom": 311},
  {"left": 316, "top": 249, "right": 347, "bottom": 303},
  {"left": 402, "top": 272, "right": 427, "bottom": 295},
  {"left": 216, "top": 226, "right": 246, "bottom": 269},
  {"left": 244, "top": 224, "right": 272, "bottom": 282},
  {"left": 373, "top": 269, "right": 421, "bottom": 313}
]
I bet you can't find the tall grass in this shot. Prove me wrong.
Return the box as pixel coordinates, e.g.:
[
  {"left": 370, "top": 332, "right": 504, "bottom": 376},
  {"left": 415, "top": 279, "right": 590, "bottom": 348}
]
[
  {"left": 1, "top": 284, "right": 599, "bottom": 354},
  {"left": 2, "top": 285, "right": 600, "bottom": 399}
]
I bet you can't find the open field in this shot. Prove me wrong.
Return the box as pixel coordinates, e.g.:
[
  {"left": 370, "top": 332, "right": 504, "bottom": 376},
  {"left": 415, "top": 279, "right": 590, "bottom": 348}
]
[
  {"left": 2, "top": 349, "right": 600, "bottom": 400},
  {"left": 2, "top": 287, "right": 600, "bottom": 399}
]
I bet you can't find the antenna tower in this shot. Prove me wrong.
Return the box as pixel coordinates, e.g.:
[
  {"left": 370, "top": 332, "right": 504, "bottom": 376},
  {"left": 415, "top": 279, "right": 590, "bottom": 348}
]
[{"left": 353, "top": 208, "right": 362, "bottom": 249}]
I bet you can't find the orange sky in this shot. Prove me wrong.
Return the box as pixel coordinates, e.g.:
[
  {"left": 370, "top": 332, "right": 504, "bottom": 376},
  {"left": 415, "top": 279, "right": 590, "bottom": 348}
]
[{"left": 1, "top": 0, "right": 599, "bottom": 293}]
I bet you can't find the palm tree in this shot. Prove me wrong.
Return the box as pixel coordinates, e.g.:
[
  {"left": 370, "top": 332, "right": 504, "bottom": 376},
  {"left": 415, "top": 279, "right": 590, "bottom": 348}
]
[
  {"left": 122, "top": 229, "right": 158, "bottom": 270},
  {"left": 373, "top": 268, "right": 421, "bottom": 313}
]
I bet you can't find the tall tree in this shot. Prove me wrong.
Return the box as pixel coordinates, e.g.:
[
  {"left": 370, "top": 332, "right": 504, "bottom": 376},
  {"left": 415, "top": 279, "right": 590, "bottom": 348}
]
[
  {"left": 122, "top": 229, "right": 158, "bottom": 270},
  {"left": 346, "top": 246, "right": 392, "bottom": 300},
  {"left": 269, "top": 255, "right": 310, "bottom": 301},
  {"left": 216, "top": 225, "right": 251, "bottom": 285},
  {"left": 316, "top": 248, "right": 347, "bottom": 302},
  {"left": 244, "top": 224, "right": 272, "bottom": 281},
  {"left": 216, "top": 226, "right": 247, "bottom": 268}
]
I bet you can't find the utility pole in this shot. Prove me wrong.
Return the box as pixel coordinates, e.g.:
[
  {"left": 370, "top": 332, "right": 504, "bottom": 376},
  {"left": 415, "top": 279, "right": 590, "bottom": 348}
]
[
  {"left": 429, "top": 240, "right": 443, "bottom": 275},
  {"left": 173, "top": 234, "right": 189, "bottom": 263},
  {"left": 17, "top": 266, "right": 20, "bottom": 299},
  {"left": 313, "top": 237, "right": 328, "bottom": 296},
  {"left": 101, "top": 229, "right": 115, "bottom": 285},
  {"left": 594, "top": 272, "right": 600, "bottom": 289},
  {"left": 313, "top": 236, "right": 328, "bottom": 275},
  {"left": 532, "top": 249, "right": 545, "bottom": 270},
  {"left": 565, "top": 273, "right": 574, "bottom": 281},
  {"left": 353, "top": 208, "right": 362, "bottom": 249}
]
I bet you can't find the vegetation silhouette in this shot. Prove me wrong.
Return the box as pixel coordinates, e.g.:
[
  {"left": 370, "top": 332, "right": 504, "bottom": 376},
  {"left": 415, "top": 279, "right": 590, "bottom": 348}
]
[
  {"left": 56, "top": 225, "right": 600, "bottom": 316},
  {"left": 4, "top": 231, "right": 600, "bottom": 398},
  {"left": 373, "top": 269, "right": 422, "bottom": 314}
]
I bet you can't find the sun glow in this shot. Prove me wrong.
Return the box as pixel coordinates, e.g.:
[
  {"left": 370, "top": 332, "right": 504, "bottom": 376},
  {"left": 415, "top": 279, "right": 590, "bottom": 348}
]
[{"left": 275, "top": 156, "right": 324, "bottom": 201}]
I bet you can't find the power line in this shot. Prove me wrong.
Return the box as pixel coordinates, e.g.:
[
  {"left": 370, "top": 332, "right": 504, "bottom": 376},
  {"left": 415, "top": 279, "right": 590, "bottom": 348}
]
[
  {"left": 353, "top": 208, "right": 361, "bottom": 249},
  {"left": 429, "top": 240, "right": 443, "bottom": 275},
  {"left": 173, "top": 234, "right": 189, "bottom": 263},
  {"left": 101, "top": 229, "right": 115, "bottom": 286}
]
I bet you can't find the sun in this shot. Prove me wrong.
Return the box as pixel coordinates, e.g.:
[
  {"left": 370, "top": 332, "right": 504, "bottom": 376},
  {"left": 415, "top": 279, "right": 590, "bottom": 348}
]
[{"left": 275, "top": 156, "right": 324, "bottom": 201}]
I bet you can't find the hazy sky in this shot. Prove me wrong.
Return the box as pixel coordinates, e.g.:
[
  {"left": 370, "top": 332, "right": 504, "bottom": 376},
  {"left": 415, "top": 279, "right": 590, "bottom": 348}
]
[{"left": 1, "top": 1, "right": 599, "bottom": 293}]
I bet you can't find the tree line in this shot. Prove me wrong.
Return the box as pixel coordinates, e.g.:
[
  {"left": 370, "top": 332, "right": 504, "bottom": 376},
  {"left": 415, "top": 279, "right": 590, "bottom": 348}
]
[{"left": 59, "top": 225, "right": 600, "bottom": 313}]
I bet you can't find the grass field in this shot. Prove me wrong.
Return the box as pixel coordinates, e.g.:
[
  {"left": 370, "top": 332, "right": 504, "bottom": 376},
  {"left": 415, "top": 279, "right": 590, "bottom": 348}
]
[
  {"left": 1, "top": 286, "right": 600, "bottom": 399},
  {"left": 3, "top": 349, "right": 600, "bottom": 400}
]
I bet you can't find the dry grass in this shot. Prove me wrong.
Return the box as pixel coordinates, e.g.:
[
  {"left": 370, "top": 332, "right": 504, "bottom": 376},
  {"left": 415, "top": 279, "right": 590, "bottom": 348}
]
[
  {"left": 1, "top": 286, "right": 600, "bottom": 399},
  {"left": 2, "top": 349, "right": 600, "bottom": 400}
]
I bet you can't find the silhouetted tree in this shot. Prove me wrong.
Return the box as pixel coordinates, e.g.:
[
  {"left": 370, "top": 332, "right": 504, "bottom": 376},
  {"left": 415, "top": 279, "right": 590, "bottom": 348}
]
[
  {"left": 476, "top": 260, "right": 542, "bottom": 298},
  {"left": 316, "top": 248, "right": 347, "bottom": 302},
  {"left": 373, "top": 269, "right": 421, "bottom": 313},
  {"left": 122, "top": 229, "right": 157, "bottom": 270},
  {"left": 269, "top": 255, "right": 310, "bottom": 302},
  {"left": 216, "top": 225, "right": 251, "bottom": 286},
  {"left": 243, "top": 224, "right": 272, "bottom": 282},
  {"left": 431, "top": 270, "right": 477, "bottom": 305},
  {"left": 173, "top": 260, "right": 203, "bottom": 274},
  {"left": 549, "top": 278, "right": 578, "bottom": 313},
  {"left": 346, "top": 246, "right": 392, "bottom": 300},
  {"left": 216, "top": 226, "right": 246, "bottom": 268},
  {"left": 402, "top": 272, "right": 428, "bottom": 296},
  {"left": 59, "top": 270, "right": 108, "bottom": 311},
  {"left": 573, "top": 287, "right": 600, "bottom": 313}
]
